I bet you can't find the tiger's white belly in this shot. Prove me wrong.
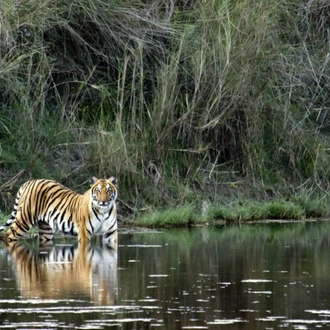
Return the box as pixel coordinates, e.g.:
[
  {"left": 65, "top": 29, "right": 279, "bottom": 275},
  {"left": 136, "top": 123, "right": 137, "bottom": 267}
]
[{"left": 92, "top": 210, "right": 117, "bottom": 236}]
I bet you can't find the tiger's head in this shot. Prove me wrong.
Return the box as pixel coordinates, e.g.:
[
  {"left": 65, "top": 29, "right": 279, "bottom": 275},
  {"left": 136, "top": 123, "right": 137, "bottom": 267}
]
[{"left": 89, "top": 176, "right": 118, "bottom": 210}]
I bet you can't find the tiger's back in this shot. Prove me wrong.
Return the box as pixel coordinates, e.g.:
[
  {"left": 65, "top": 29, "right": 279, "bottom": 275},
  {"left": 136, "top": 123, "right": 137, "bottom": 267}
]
[{"left": 0, "top": 177, "right": 118, "bottom": 247}]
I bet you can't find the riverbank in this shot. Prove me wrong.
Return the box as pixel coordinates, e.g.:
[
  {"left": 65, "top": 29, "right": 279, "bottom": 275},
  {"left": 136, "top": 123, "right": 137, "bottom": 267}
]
[
  {"left": 133, "top": 198, "right": 327, "bottom": 227},
  {"left": 0, "top": 195, "right": 324, "bottom": 231}
]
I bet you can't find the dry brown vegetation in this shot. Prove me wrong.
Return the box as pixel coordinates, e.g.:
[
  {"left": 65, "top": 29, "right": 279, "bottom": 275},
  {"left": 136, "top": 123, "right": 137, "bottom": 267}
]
[{"left": 1, "top": 0, "right": 330, "bottom": 222}]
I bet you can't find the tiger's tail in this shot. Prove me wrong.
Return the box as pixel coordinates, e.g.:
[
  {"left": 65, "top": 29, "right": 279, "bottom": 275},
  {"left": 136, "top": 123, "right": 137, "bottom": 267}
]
[{"left": 0, "top": 187, "right": 23, "bottom": 232}]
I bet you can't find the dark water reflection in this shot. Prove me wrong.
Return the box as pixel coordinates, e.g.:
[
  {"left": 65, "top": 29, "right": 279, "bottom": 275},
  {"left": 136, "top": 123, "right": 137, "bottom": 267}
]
[{"left": 1, "top": 222, "right": 330, "bottom": 329}]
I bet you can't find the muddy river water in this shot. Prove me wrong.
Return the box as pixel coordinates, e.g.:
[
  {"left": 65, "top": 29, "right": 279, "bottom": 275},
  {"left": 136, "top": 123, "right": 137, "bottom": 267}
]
[{"left": 1, "top": 221, "right": 330, "bottom": 329}]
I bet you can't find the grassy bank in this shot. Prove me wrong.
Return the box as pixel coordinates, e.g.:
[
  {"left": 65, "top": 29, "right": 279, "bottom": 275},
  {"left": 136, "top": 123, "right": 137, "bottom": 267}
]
[
  {"left": 135, "top": 199, "right": 324, "bottom": 227},
  {"left": 1, "top": 0, "right": 330, "bottom": 226}
]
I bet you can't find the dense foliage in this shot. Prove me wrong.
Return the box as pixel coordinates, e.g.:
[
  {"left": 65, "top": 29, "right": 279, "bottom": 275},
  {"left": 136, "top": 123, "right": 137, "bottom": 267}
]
[{"left": 1, "top": 0, "right": 330, "bottom": 221}]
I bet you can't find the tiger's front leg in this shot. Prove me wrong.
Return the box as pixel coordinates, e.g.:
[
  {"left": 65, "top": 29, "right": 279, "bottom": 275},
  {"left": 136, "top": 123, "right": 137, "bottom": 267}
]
[
  {"left": 5, "top": 217, "right": 34, "bottom": 242},
  {"left": 77, "top": 226, "right": 92, "bottom": 243}
]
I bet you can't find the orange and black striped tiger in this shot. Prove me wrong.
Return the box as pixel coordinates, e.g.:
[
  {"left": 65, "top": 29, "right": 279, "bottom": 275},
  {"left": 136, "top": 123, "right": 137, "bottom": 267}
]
[{"left": 0, "top": 177, "right": 118, "bottom": 246}]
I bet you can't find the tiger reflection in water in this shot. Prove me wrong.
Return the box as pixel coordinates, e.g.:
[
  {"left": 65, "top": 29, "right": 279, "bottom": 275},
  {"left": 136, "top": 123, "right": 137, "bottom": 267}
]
[{"left": 6, "top": 241, "right": 117, "bottom": 305}]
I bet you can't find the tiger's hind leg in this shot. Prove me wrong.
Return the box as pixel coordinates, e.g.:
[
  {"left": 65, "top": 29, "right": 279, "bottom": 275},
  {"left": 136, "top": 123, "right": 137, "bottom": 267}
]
[
  {"left": 5, "top": 216, "right": 33, "bottom": 242},
  {"left": 38, "top": 220, "right": 54, "bottom": 245}
]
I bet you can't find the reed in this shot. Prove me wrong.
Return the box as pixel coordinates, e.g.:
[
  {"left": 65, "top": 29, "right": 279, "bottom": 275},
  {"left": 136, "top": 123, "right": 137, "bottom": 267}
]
[{"left": 1, "top": 0, "right": 330, "bottom": 222}]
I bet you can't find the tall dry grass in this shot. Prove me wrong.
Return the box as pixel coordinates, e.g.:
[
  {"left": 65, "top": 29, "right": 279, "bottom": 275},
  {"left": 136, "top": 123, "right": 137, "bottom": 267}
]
[{"left": 1, "top": 0, "right": 330, "bottom": 217}]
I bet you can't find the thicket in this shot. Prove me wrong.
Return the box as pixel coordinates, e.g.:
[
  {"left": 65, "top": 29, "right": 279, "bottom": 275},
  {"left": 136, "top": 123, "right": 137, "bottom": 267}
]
[{"left": 1, "top": 0, "right": 330, "bottom": 221}]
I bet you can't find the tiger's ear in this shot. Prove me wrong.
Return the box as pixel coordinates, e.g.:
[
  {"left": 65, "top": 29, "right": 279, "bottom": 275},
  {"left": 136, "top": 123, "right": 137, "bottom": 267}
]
[
  {"left": 109, "top": 176, "right": 118, "bottom": 186},
  {"left": 89, "top": 176, "right": 99, "bottom": 185}
]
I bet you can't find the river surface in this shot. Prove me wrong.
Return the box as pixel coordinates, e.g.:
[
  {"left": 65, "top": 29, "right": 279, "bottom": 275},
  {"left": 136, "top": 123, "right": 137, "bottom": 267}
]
[{"left": 1, "top": 222, "right": 330, "bottom": 329}]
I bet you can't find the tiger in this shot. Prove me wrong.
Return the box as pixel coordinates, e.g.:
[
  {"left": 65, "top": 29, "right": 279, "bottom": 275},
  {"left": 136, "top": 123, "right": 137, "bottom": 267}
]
[{"left": 0, "top": 176, "right": 118, "bottom": 247}]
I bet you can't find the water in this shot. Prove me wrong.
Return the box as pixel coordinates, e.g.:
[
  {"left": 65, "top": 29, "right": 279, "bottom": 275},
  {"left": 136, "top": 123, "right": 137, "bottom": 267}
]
[{"left": 1, "top": 221, "right": 330, "bottom": 329}]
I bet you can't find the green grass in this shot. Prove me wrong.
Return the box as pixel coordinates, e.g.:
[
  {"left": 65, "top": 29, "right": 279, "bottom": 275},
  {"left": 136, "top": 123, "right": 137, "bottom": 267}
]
[
  {"left": 210, "top": 200, "right": 305, "bottom": 222},
  {"left": 135, "top": 206, "right": 202, "bottom": 228},
  {"left": 134, "top": 197, "right": 317, "bottom": 228},
  {"left": 0, "top": 213, "right": 7, "bottom": 228}
]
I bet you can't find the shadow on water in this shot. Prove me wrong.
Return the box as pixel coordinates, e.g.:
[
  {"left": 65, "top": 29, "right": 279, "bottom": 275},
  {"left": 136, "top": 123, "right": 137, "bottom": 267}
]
[{"left": 1, "top": 222, "right": 330, "bottom": 329}]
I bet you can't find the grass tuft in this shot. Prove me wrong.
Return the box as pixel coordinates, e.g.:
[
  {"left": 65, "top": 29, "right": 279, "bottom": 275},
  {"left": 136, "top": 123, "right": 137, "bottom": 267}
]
[
  {"left": 135, "top": 206, "right": 202, "bottom": 227},
  {"left": 210, "top": 200, "right": 305, "bottom": 222}
]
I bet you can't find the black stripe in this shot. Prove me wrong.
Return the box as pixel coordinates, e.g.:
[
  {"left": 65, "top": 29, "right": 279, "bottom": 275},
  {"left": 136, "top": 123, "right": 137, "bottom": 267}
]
[
  {"left": 49, "top": 190, "right": 74, "bottom": 213},
  {"left": 92, "top": 207, "right": 102, "bottom": 222},
  {"left": 108, "top": 206, "right": 114, "bottom": 216},
  {"left": 107, "top": 218, "right": 117, "bottom": 230},
  {"left": 0, "top": 221, "right": 12, "bottom": 231},
  {"left": 34, "top": 180, "right": 51, "bottom": 216},
  {"left": 104, "top": 229, "right": 117, "bottom": 239},
  {"left": 88, "top": 217, "right": 94, "bottom": 233},
  {"left": 69, "top": 223, "right": 77, "bottom": 236},
  {"left": 59, "top": 212, "right": 66, "bottom": 225},
  {"left": 15, "top": 221, "right": 28, "bottom": 233},
  {"left": 10, "top": 227, "right": 22, "bottom": 238},
  {"left": 52, "top": 212, "right": 60, "bottom": 225}
]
